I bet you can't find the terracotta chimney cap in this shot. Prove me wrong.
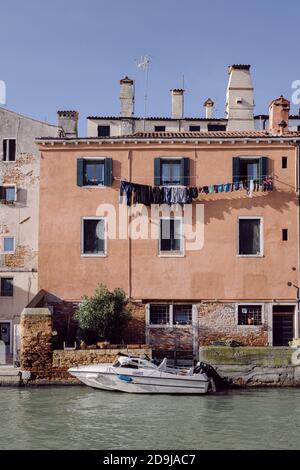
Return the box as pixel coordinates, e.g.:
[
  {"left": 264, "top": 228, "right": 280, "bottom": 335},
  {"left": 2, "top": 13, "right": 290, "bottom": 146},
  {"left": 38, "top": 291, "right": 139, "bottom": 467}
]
[
  {"left": 269, "top": 95, "right": 290, "bottom": 108},
  {"left": 228, "top": 64, "right": 251, "bottom": 73},
  {"left": 120, "top": 76, "right": 134, "bottom": 85},
  {"left": 203, "top": 98, "right": 214, "bottom": 107}
]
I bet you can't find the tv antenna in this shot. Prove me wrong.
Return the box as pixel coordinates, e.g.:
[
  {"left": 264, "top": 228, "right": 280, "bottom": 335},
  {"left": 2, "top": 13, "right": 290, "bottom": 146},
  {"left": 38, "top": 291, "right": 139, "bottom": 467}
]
[{"left": 136, "top": 55, "right": 151, "bottom": 131}]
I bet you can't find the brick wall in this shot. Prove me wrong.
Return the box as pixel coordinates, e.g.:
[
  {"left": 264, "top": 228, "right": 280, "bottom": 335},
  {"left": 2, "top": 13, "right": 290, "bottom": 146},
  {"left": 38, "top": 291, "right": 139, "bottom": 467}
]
[
  {"left": 198, "top": 302, "right": 268, "bottom": 346},
  {"left": 149, "top": 327, "right": 193, "bottom": 350}
]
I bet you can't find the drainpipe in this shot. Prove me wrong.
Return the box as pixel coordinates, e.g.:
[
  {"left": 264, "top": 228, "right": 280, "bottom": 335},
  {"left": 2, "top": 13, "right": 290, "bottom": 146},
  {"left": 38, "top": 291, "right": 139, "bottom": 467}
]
[{"left": 128, "top": 150, "right": 132, "bottom": 299}]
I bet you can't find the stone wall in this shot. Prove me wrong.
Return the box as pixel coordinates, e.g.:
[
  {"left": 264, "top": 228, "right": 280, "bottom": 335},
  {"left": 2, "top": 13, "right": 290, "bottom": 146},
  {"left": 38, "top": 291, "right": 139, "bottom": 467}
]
[
  {"left": 149, "top": 327, "right": 193, "bottom": 350},
  {"left": 20, "top": 308, "right": 53, "bottom": 380},
  {"left": 200, "top": 346, "right": 300, "bottom": 386},
  {"left": 198, "top": 303, "right": 268, "bottom": 347},
  {"left": 52, "top": 347, "right": 152, "bottom": 380}
]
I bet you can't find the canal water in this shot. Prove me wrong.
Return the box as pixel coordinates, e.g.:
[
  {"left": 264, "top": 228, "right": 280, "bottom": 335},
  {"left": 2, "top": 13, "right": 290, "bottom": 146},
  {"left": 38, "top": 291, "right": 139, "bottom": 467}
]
[{"left": 0, "top": 386, "right": 300, "bottom": 450}]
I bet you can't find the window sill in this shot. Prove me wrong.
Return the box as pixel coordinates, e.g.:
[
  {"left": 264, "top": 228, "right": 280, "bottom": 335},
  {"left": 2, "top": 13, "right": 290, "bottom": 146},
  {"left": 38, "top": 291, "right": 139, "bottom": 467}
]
[
  {"left": 237, "top": 254, "right": 264, "bottom": 258},
  {"left": 81, "top": 253, "right": 107, "bottom": 258},
  {"left": 82, "top": 185, "right": 106, "bottom": 189},
  {"left": 147, "top": 324, "right": 192, "bottom": 328},
  {"left": 237, "top": 324, "right": 263, "bottom": 327},
  {"left": 2, "top": 161, "right": 16, "bottom": 164},
  {"left": 1, "top": 252, "right": 15, "bottom": 255},
  {"left": 159, "top": 252, "right": 185, "bottom": 258}
]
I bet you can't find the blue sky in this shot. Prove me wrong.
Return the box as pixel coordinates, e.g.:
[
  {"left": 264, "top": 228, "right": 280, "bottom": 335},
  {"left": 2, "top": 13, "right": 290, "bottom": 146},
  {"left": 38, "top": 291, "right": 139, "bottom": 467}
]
[{"left": 0, "top": 0, "right": 299, "bottom": 134}]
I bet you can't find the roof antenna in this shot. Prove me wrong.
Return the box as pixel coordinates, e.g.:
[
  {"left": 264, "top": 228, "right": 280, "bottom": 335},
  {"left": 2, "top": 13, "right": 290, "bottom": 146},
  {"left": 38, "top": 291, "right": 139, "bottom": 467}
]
[{"left": 136, "top": 55, "right": 151, "bottom": 131}]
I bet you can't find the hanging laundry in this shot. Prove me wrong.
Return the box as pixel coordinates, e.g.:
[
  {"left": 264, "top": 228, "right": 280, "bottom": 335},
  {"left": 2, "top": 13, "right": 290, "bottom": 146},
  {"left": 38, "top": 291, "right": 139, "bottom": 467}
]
[
  {"left": 224, "top": 183, "right": 230, "bottom": 193},
  {"left": 119, "top": 181, "right": 133, "bottom": 206}
]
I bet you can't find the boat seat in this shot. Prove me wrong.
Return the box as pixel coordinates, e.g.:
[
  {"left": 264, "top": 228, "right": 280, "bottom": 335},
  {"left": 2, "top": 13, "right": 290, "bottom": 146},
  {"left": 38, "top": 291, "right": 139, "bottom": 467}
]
[{"left": 157, "top": 358, "right": 167, "bottom": 371}]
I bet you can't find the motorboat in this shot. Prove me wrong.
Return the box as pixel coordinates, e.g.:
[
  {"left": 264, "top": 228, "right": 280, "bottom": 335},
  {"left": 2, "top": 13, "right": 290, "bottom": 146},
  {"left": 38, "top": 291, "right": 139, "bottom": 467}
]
[{"left": 68, "top": 355, "right": 211, "bottom": 394}]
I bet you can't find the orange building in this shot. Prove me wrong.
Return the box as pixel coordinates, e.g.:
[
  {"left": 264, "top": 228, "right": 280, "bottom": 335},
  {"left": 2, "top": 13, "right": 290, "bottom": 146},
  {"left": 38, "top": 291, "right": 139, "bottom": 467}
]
[{"left": 37, "top": 96, "right": 300, "bottom": 360}]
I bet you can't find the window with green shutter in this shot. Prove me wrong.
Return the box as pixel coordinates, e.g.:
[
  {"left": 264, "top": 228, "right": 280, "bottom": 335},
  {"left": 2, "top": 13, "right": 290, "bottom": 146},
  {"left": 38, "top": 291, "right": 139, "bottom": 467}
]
[
  {"left": 154, "top": 157, "right": 190, "bottom": 186},
  {"left": 77, "top": 158, "right": 113, "bottom": 187},
  {"left": 233, "top": 156, "right": 268, "bottom": 184}
]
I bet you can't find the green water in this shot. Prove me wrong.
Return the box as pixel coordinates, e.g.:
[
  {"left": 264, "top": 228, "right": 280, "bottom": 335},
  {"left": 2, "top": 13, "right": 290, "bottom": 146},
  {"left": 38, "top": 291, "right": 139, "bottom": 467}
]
[{"left": 0, "top": 386, "right": 300, "bottom": 450}]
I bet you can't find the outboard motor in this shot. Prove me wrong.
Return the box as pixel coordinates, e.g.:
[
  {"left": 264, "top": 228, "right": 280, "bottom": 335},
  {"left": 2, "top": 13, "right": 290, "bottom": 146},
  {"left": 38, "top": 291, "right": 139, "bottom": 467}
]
[{"left": 194, "top": 362, "right": 230, "bottom": 391}]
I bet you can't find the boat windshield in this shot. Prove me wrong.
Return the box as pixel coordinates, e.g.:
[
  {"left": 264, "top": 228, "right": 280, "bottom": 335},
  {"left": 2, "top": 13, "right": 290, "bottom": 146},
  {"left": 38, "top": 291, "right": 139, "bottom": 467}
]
[{"left": 112, "top": 357, "right": 157, "bottom": 370}]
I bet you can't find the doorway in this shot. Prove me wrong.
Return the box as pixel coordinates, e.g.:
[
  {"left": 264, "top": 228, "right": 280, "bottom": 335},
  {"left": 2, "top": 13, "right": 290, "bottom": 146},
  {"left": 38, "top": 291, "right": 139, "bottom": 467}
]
[
  {"left": 272, "top": 306, "right": 294, "bottom": 346},
  {"left": 0, "top": 322, "right": 11, "bottom": 356}
]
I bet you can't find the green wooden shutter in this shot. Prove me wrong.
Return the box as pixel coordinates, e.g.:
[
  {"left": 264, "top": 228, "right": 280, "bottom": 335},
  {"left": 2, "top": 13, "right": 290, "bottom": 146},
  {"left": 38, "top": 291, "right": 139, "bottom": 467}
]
[
  {"left": 77, "top": 158, "right": 84, "bottom": 186},
  {"left": 154, "top": 157, "right": 161, "bottom": 186},
  {"left": 259, "top": 157, "right": 268, "bottom": 184},
  {"left": 180, "top": 157, "right": 190, "bottom": 186},
  {"left": 104, "top": 158, "right": 113, "bottom": 186},
  {"left": 232, "top": 157, "right": 240, "bottom": 183}
]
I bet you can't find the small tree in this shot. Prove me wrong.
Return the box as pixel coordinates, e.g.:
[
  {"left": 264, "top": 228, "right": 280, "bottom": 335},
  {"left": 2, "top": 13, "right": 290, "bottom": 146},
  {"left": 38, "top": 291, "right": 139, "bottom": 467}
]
[{"left": 74, "top": 284, "right": 131, "bottom": 343}]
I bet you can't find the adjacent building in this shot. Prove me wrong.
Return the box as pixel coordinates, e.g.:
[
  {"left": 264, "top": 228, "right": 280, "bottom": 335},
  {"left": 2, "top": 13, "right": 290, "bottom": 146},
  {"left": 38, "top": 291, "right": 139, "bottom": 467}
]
[{"left": 0, "top": 108, "right": 60, "bottom": 358}]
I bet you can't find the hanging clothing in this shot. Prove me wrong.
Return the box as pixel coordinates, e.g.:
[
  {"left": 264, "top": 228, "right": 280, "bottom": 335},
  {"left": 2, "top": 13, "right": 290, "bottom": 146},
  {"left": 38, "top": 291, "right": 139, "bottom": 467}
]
[{"left": 119, "top": 181, "right": 133, "bottom": 206}]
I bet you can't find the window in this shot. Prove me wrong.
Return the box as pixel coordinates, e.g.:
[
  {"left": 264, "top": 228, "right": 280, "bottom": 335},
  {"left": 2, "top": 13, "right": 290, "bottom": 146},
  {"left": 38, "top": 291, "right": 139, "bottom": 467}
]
[
  {"left": 282, "top": 156, "right": 287, "bottom": 169},
  {"left": 150, "top": 305, "right": 170, "bottom": 325},
  {"left": 189, "top": 125, "right": 200, "bottom": 132},
  {"left": 82, "top": 218, "right": 106, "bottom": 256},
  {"left": 84, "top": 160, "right": 104, "bottom": 186},
  {"left": 2, "top": 139, "right": 16, "bottom": 162},
  {"left": 0, "top": 278, "right": 13, "bottom": 297},
  {"left": 77, "top": 158, "right": 112, "bottom": 187},
  {"left": 238, "top": 218, "right": 262, "bottom": 256},
  {"left": 282, "top": 229, "right": 288, "bottom": 241},
  {"left": 207, "top": 124, "right": 226, "bottom": 131},
  {"left": 2, "top": 237, "right": 15, "bottom": 253},
  {"left": 154, "top": 157, "right": 189, "bottom": 186},
  {"left": 238, "top": 305, "right": 262, "bottom": 325},
  {"left": 233, "top": 156, "right": 268, "bottom": 184},
  {"left": 98, "top": 125, "right": 110, "bottom": 137},
  {"left": 160, "top": 218, "right": 183, "bottom": 254},
  {"left": 173, "top": 305, "right": 192, "bottom": 325},
  {"left": 0, "top": 186, "right": 16, "bottom": 202},
  {"left": 154, "top": 126, "right": 166, "bottom": 132},
  {"left": 149, "top": 304, "right": 193, "bottom": 326}
]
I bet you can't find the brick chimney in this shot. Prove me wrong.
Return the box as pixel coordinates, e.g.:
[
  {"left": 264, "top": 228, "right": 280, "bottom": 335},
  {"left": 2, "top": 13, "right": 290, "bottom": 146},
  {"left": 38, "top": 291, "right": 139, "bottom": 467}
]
[
  {"left": 203, "top": 98, "right": 214, "bottom": 119},
  {"left": 120, "top": 76, "right": 134, "bottom": 118},
  {"left": 226, "top": 64, "right": 254, "bottom": 131},
  {"left": 57, "top": 111, "right": 79, "bottom": 138},
  {"left": 268, "top": 95, "right": 290, "bottom": 134},
  {"left": 171, "top": 89, "right": 184, "bottom": 119}
]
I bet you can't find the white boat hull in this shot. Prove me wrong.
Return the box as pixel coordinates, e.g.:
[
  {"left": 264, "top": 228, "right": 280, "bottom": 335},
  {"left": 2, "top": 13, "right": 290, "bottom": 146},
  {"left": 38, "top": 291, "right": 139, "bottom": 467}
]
[{"left": 69, "top": 366, "right": 210, "bottom": 394}]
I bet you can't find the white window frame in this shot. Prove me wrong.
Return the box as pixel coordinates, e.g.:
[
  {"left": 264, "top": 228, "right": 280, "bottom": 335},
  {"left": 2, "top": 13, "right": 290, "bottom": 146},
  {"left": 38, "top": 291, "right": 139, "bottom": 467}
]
[
  {"left": 81, "top": 217, "right": 107, "bottom": 257},
  {"left": 2, "top": 184, "right": 17, "bottom": 202},
  {"left": 0, "top": 277, "right": 14, "bottom": 297},
  {"left": 82, "top": 157, "right": 106, "bottom": 189},
  {"left": 1, "top": 236, "right": 15, "bottom": 254},
  {"left": 0, "top": 320, "right": 13, "bottom": 355},
  {"left": 159, "top": 217, "right": 184, "bottom": 257},
  {"left": 237, "top": 216, "right": 264, "bottom": 257},
  {"left": 235, "top": 303, "right": 265, "bottom": 327},
  {"left": 2, "top": 138, "right": 16, "bottom": 163},
  {"left": 146, "top": 303, "right": 194, "bottom": 328}
]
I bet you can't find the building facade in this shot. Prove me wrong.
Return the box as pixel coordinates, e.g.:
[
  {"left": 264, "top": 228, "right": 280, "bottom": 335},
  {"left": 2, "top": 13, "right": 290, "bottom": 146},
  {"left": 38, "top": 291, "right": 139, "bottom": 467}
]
[
  {"left": 37, "top": 96, "right": 300, "bottom": 360},
  {"left": 0, "top": 108, "right": 60, "bottom": 357}
]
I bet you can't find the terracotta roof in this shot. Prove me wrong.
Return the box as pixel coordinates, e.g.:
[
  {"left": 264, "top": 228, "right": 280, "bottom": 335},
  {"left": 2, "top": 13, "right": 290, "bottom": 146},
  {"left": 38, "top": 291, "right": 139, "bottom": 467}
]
[
  {"left": 87, "top": 115, "right": 226, "bottom": 121},
  {"left": 117, "top": 131, "right": 300, "bottom": 139}
]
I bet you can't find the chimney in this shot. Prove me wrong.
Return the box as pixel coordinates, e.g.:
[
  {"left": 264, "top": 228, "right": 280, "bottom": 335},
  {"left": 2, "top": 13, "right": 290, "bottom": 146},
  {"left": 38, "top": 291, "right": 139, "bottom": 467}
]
[
  {"left": 120, "top": 76, "right": 134, "bottom": 118},
  {"left": 203, "top": 98, "right": 214, "bottom": 119},
  {"left": 57, "top": 111, "right": 79, "bottom": 138},
  {"left": 226, "top": 64, "right": 254, "bottom": 131},
  {"left": 171, "top": 89, "right": 184, "bottom": 119},
  {"left": 268, "top": 95, "right": 290, "bottom": 134}
]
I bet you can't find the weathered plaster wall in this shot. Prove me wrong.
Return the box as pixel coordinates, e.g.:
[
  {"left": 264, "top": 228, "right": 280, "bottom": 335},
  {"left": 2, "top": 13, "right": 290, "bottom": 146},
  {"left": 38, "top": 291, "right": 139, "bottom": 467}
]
[{"left": 0, "top": 108, "right": 59, "bottom": 327}]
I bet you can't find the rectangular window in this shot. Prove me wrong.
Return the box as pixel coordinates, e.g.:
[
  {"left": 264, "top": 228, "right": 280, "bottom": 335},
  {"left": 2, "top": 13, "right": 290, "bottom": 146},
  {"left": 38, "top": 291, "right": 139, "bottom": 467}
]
[
  {"left": 3, "top": 139, "right": 16, "bottom": 162},
  {"left": 173, "top": 305, "right": 192, "bottom": 325},
  {"left": 189, "top": 125, "right": 200, "bottom": 131},
  {"left": 282, "top": 229, "right": 288, "bottom": 241},
  {"left": 207, "top": 124, "right": 226, "bottom": 131},
  {"left": 238, "top": 218, "right": 262, "bottom": 256},
  {"left": 82, "top": 218, "right": 106, "bottom": 255},
  {"left": 282, "top": 156, "right": 287, "bottom": 169},
  {"left": 160, "top": 218, "right": 183, "bottom": 254},
  {"left": 83, "top": 160, "right": 105, "bottom": 186},
  {"left": 233, "top": 156, "right": 268, "bottom": 184},
  {"left": 154, "top": 125, "right": 166, "bottom": 132},
  {"left": 98, "top": 125, "right": 110, "bottom": 137},
  {"left": 0, "top": 278, "right": 13, "bottom": 297},
  {"left": 238, "top": 305, "right": 262, "bottom": 325},
  {"left": 2, "top": 237, "right": 15, "bottom": 253},
  {"left": 149, "top": 305, "right": 170, "bottom": 325},
  {"left": 161, "top": 159, "right": 181, "bottom": 185},
  {"left": 1, "top": 186, "right": 16, "bottom": 202}
]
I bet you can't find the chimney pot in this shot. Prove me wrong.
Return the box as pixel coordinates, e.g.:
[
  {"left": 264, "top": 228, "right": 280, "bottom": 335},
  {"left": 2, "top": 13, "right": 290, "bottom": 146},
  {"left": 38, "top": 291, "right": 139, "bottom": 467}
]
[
  {"left": 171, "top": 89, "right": 184, "bottom": 119},
  {"left": 226, "top": 64, "right": 254, "bottom": 131},
  {"left": 203, "top": 98, "right": 214, "bottom": 119},
  {"left": 57, "top": 110, "right": 79, "bottom": 138},
  {"left": 120, "top": 76, "right": 134, "bottom": 117},
  {"left": 268, "top": 96, "right": 290, "bottom": 134}
]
